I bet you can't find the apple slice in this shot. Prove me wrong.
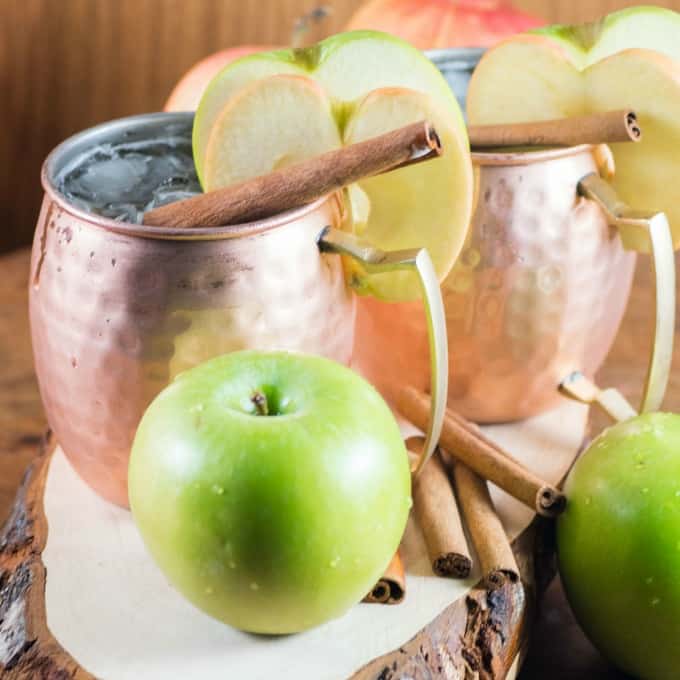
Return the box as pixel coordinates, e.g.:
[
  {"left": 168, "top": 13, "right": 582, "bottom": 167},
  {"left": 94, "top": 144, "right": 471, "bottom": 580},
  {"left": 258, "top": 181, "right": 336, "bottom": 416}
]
[
  {"left": 202, "top": 74, "right": 341, "bottom": 190},
  {"left": 193, "top": 31, "right": 465, "bottom": 186},
  {"left": 533, "top": 6, "right": 680, "bottom": 67},
  {"left": 344, "top": 87, "right": 473, "bottom": 301},
  {"left": 202, "top": 79, "right": 471, "bottom": 301},
  {"left": 467, "top": 32, "right": 680, "bottom": 246}
]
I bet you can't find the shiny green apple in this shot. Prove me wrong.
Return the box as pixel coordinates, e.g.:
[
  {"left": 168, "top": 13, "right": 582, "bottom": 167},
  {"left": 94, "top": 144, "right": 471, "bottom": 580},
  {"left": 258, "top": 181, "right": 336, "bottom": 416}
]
[
  {"left": 129, "top": 350, "right": 411, "bottom": 634},
  {"left": 557, "top": 413, "right": 680, "bottom": 680},
  {"left": 192, "top": 30, "right": 474, "bottom": 302}
]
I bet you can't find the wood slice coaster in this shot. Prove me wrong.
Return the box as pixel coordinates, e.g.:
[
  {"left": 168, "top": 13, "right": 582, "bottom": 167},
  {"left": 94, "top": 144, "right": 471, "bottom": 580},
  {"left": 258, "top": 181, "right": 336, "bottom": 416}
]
[{"left": 0, "top": 400, "right": 588, "bottom": 679}]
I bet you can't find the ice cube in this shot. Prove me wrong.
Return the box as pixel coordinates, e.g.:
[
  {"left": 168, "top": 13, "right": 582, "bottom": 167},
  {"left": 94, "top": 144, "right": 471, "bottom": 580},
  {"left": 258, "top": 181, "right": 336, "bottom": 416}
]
[
  {"left": 55, "top": 131, "right": 202, "bottom": 224},
  {"left": 67, "top": 154, "right": 148, "bottom": 204},
  {"left": 145, "top": 189, "right": 201, "bottom": 212}
]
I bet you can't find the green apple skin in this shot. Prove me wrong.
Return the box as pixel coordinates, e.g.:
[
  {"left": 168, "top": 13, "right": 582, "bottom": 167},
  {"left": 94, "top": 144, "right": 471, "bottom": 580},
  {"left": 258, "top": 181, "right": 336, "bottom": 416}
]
[
  {"left": 192, "top": 30, "right": 466, "bottom": 185},
  {"left": 129, "top": 350, "right": 411, "bottom": 635},
  {"left": 532, "top": 6, "right": 680, "bottom": 68},
  {"left": 557, "top": 413, "right": 680, "bottom": 680}
]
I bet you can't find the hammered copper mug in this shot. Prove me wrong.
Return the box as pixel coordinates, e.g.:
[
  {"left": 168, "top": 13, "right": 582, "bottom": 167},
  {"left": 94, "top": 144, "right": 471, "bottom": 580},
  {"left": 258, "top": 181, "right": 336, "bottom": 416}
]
[
  {"left": 30, "top": 112, "right": 448, "bottom": 507},
  {"left": 354, "top": 143, "right": 675, "bottom": 423}
]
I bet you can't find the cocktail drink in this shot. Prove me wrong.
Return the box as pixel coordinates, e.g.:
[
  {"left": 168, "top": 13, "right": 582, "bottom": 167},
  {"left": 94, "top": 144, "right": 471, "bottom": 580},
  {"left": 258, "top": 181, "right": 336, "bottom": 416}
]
[
  {"left": 56, "top": 121, "right": 202, "bottom": 222},
  {"left": 30, "top": 31, "right": 479, "bottom": 506},
  {"left": 29, "top": 114, "right": 351, "bottom": 505},
  {"left": 30, "top": 111, "right": 454, "bottom": 507}
]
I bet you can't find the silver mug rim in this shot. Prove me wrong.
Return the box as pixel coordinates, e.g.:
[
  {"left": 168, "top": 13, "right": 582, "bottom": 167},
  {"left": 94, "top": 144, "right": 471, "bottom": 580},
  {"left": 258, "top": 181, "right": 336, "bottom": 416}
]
[
  {"left": 41, "top": 111, "right": 333, "bottom": 242},
  {"left": 471, "top": 143, "right": 597, "bottom": 166}
]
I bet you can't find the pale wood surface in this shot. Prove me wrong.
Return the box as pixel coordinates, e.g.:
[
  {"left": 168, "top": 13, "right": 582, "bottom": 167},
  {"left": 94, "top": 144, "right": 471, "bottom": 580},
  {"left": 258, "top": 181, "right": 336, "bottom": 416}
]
[{"left": 4, "top": 0, "right": 680, "bottom": 253}]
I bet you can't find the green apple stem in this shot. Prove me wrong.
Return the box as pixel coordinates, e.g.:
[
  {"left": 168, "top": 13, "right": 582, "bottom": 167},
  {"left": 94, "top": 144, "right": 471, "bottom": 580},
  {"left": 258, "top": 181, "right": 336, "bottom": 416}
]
[{"left": 251, "top": 391, "right": 269, "bottom": 416}]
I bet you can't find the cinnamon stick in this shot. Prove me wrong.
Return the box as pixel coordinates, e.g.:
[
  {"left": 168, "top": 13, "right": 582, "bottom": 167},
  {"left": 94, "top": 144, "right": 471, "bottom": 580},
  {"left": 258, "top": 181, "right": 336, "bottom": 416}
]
[
  {"left": 395, "top": 386, "right": 566, "bottom": 518},
  {"left": 143, "top": 120, "right": 441, "bottom": 228},
  {"left": 468, "top": 109, "right": 641, "bottom": 149},
  {"left": 407, "top": 437, "right": 472, "bottom": 579},
  {"left": 452, "top": 461, "right": 519, "bottom": 589},
  {"left": 362, "top": 552, "right": 405, "bottom": 605}
]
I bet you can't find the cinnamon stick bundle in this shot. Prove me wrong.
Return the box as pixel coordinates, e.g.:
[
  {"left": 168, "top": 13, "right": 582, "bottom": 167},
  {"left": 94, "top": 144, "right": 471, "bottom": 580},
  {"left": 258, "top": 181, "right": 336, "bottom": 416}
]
[
  {"left": 407, "top": 437, "right": 472, "bottom": 579},
  {"left": 468, "top": 109, "right": 641, "bottom": 149},
  {"left": 143, "top": 120, "right": 441, "bottom": 228},
  {"left": 362, "top": 552, "right": 405, "bottom": 605},
  {"left": 452, "top": 462, "right": 519, "bottom": 589},
  {"left": 396, "top": 386, "right": 566, "bottom": 517}
]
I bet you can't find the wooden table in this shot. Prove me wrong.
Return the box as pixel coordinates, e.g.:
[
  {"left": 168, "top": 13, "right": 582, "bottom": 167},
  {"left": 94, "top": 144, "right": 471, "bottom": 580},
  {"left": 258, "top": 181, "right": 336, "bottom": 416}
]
[{"left": 2, "top": 246, "right": 678, "bottom": 678}]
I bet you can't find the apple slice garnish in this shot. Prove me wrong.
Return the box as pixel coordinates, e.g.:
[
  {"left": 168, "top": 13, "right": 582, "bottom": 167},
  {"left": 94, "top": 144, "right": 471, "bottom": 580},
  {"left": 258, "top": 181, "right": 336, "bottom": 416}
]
[
  {"left": 193, "top": 31, "right": 466, "bottom": 187},
  {"left": 202, "top": 75, "right": 341, "bottom": 190},
  {"left": 201, "top": 75, "right": 472, "bottom": 301},
  {"left": 532, "top": 6, "right": 680, "bottom": 67},
  {"left": 344, "top": 87, "right": 473, "bottom": 301},
  {"left": 467, "top": 25, "right": 680, "bottom": 247}
]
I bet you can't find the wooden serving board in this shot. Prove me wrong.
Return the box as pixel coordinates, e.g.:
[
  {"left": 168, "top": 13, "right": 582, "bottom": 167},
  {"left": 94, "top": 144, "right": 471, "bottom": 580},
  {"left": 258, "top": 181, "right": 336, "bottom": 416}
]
[{"left": 0, "top": 400, "right": 589, "bottom": 680}]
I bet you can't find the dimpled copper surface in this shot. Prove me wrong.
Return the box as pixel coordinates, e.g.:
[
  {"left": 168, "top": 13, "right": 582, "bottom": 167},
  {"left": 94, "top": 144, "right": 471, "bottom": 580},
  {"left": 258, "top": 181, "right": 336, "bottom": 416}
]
[
  {"left": 30, "top": 192, "right": 354, "bottom": 507},
  {"left": 354, "top": 145, "right": 635, "bottom": 423}
]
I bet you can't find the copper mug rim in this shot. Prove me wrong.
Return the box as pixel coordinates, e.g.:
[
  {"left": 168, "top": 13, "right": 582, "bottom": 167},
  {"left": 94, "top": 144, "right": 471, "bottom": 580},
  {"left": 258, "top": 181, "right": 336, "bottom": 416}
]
[
  {"left": 471, "top": 143, "right": 595, "bottom": 166},
  {"left": 41, "top": 111, "right": 333, "bottom": 242}
]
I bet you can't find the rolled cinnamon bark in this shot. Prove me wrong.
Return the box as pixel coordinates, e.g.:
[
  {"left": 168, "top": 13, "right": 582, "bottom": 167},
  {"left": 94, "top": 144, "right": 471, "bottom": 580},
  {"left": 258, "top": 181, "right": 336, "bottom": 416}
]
[
  {"left": 407, "top": 437, "right": 472, "bottom": 579},
  {"left": 468, "top": 109, "right": 641, "bottom": 149},
  {"left": 396, "top": 386, "right": 566, "bottom": 517},
  {"left": 452, "top": 462, "right": 519, "bottom": 589},
  {"left": 362, "top": 552, "right": 405, "bottom": 605},
  {"left": 143, "top": 120, "right": 441, "bottom": 228}
]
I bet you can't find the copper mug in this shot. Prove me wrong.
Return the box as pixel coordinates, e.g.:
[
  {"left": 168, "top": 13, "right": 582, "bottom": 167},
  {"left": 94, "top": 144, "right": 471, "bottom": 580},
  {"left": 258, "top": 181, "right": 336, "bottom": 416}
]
[
  {"left": 30, "top": 112, "right": 448, "bottom": 507},
  {"left": 355, "top": 144, "right": 675, "bottom": 422}
]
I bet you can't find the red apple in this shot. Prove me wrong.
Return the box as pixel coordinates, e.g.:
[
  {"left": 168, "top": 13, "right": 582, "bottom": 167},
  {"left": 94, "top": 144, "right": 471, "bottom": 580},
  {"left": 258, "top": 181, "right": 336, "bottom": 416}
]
[
  {"left": 164, "top": 46, "right": 276, "bottom": 112},
  {"left": 345, "top": 0, "right": 543, "bottom": 49}
]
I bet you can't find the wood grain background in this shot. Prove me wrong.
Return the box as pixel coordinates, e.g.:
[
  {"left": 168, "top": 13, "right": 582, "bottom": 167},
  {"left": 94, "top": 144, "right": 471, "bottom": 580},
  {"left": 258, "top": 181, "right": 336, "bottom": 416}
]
[{"left": 2, "top": 0, "right": 680, "bottom": 253}]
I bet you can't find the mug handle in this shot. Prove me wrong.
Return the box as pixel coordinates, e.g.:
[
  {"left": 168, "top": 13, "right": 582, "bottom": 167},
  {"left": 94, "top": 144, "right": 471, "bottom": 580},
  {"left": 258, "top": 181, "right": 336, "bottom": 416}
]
[
  {"left": 577, "top": 173, "right": 676, "bottom": 412},
  {"left": 317, "top": 226, "right": 448, "bottom": 476}
]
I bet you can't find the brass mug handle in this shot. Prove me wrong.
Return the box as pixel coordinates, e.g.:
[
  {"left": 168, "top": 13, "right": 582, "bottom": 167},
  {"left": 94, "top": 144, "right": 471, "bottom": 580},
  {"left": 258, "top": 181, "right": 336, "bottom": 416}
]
[
  {"left": 318, "top": 226, "right": 448, "bottom": 475},
  {"left": 577, "top": 173, "right": 676, "bottom": 412}
]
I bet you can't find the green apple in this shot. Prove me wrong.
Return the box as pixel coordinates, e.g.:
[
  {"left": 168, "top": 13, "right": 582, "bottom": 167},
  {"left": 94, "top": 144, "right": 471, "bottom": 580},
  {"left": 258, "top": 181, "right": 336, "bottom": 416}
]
[
  {"left": 466, "top": 7, "right": 680, "bottom": 247},
  {"left": 128, "top": 350, "right": 411, "bottom": 634},
  {"left": 557, "top": 413, "right": 680, "bottom": 680},
  {"left": 194, "top": 31, "right": 474, "bottom": 302}
]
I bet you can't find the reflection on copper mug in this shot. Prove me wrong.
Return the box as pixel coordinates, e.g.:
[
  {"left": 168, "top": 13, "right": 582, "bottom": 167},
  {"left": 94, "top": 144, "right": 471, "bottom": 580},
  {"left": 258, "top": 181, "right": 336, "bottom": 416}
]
[
  {"left": 30, "top": 112, "right": 448, "bottom": 507},
  {"left": 354, "top": 144, "right": 675, "bottom": 423}
]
